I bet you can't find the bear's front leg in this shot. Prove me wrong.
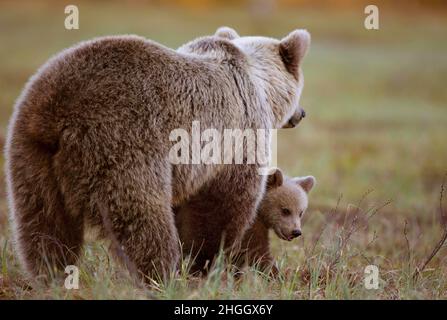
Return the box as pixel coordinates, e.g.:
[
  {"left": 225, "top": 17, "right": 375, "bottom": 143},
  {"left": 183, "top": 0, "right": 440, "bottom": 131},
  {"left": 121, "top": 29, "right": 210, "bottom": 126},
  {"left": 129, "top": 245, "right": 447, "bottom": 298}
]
[
  {"left": 239, "top": 219, "right": 276, "bottom": 273},
  {"left": 181, "top": 164, "right": 265, "bottom": 272}
]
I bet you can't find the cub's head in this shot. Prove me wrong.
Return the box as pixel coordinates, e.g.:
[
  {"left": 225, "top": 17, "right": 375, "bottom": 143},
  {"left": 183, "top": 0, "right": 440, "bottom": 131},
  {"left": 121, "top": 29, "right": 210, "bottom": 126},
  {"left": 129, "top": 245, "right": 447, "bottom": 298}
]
[
  {"left": 259, "top": 169, "right": 315, "bottom": 241},
  {"left": 179, "top": 27, "right": 311, "bottom": 129}
]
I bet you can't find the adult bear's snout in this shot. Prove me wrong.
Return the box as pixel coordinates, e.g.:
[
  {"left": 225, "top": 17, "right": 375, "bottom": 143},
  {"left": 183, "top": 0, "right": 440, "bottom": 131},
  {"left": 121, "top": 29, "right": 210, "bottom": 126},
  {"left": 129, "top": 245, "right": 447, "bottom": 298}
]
[{"left": 283, "top": 107, "right": 306, "bottom": 128}]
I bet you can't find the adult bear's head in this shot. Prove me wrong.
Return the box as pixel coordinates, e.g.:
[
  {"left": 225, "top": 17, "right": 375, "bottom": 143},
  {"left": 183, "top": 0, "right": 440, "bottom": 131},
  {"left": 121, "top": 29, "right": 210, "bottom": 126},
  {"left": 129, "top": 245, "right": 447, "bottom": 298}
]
[
  {"left": 178, "top": 27, "right": 311, "bottom": 129},
  {"left": 228, "top": 27, "right": 310, "bottom": 129}
]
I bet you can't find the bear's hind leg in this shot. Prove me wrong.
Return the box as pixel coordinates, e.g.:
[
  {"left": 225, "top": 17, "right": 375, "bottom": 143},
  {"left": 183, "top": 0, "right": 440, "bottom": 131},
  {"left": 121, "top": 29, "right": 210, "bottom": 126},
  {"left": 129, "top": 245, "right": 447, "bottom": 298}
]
[
  {"left": 7, "top": 139, "right": 84, "bottom": 281},
  {"left": 91, "top": 160, "right": 180, "bottom": 283}
]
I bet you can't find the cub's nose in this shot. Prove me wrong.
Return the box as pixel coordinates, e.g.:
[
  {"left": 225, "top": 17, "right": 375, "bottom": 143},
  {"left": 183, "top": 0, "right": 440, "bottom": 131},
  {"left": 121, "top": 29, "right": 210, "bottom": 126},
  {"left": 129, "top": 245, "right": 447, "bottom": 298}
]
[
  {"left": 301, "top": 109, "right": 306, "bottom": 118},
  {"left": 291, "top": 229, "right": 302, "bottom": 238}
]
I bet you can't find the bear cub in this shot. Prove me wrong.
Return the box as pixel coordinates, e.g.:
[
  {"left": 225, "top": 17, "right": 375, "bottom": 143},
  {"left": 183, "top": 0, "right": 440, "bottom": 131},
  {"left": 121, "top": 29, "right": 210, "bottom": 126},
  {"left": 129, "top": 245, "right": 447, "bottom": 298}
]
[
  {"left": 175, "top": 168, "right": 315, "bottom": 274},
  {"left": 238, "top": 168, "right": 315, "bottom": 273}
]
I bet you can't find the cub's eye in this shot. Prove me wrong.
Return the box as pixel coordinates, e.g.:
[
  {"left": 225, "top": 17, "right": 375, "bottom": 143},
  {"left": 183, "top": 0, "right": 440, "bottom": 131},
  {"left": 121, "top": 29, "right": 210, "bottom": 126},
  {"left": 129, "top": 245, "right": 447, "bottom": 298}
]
[
  {"left": 299, "top": 210, "right": 304, "bottom": 218},
  {"left": 281, "top": 208, "right": 291, "bottom": 216}
]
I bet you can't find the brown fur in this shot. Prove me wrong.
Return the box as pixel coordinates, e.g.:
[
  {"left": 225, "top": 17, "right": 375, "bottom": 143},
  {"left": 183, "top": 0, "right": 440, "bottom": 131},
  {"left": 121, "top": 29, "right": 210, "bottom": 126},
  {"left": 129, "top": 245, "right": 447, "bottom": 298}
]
[
  {"left": 175, "top": 169, "right": 315, "bottom": 273},
  {"left": 5, "top": 27, "right": 310, "bottom": 282}
]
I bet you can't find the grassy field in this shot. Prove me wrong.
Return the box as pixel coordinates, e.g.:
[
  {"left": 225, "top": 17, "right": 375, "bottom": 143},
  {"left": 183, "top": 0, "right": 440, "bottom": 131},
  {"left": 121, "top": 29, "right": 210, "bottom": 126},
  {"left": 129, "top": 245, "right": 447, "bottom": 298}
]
[{"left": 0, "top": 1, "right": 446, "bottom": 299}]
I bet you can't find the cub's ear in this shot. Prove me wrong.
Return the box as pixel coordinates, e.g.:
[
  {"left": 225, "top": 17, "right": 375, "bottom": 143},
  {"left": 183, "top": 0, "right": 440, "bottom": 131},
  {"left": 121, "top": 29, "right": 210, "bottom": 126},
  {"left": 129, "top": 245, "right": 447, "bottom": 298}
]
[
  {"left": 267, "top": 168, "right": 284, "bottom": 189},
  {"left": 215, "top": 26, "right": 240, "bottom": 40},
  {"left": 279, "top": 29, "right": 311, "bottom": 78},
  {"left": 293, "top": 175, "right": 316, "bottom": 193}
]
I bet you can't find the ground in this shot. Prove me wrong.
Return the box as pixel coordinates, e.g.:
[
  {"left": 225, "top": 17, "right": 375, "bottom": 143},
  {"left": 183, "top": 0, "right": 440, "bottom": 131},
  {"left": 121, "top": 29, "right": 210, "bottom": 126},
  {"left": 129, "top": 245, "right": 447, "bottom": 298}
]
[{"left": 0, "top": 1, "right": 446, "bottom": 299}]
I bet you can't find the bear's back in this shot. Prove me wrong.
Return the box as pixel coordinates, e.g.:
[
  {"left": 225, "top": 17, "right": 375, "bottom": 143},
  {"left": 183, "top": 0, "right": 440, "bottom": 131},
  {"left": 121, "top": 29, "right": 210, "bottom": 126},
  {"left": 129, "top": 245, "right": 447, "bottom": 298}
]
[{"left": 10, "top": 35, "right": 228, "bottom": 146}]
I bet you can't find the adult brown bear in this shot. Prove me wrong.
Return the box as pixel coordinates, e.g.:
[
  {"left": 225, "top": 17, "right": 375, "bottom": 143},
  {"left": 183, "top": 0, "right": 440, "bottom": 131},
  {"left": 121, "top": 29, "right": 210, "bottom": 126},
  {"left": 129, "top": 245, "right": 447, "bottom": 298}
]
[{"left": 5, "top": 27, "right": 310, "bottom": 282}]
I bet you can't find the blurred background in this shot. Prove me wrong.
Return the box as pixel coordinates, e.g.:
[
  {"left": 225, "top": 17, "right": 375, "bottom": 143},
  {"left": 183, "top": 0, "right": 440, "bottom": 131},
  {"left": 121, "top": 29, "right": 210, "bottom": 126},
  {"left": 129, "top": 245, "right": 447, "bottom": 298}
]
[{"left": 0, "top": 0, "right": 446, "bottom": 298}]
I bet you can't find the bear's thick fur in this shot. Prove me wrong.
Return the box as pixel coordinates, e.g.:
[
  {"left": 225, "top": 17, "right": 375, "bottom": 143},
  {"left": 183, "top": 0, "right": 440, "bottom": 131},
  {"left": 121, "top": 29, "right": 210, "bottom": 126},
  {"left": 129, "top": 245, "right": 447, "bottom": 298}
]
[
  {"left": 5, "top": 27, "right": 310, "bottom": 281},
  {"left": 175, "top": 169, "right": 315, "bottom": 273}
]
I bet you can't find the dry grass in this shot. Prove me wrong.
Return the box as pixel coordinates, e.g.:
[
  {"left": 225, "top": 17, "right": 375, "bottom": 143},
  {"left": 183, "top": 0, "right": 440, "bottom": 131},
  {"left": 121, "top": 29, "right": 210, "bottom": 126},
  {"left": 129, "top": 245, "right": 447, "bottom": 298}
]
[{"left": 0, "top": 1, "right": 446, "bottom": 299}]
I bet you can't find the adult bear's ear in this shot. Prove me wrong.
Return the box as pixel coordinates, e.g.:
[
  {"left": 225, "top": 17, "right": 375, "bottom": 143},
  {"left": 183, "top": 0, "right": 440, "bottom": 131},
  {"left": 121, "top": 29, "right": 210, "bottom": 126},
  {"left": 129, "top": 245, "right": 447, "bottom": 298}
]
[
  {"left": 279, "top": 29, "right": 311, "bottom": 78},
  {"left": 215, "top": 26, "right": 240, "bottom": 40},
  {"left": 267, "top": 169, "right": 284, "bottom": 189},
  {"left": 293, "top": 176, "right": 316, "bottom": 193}
]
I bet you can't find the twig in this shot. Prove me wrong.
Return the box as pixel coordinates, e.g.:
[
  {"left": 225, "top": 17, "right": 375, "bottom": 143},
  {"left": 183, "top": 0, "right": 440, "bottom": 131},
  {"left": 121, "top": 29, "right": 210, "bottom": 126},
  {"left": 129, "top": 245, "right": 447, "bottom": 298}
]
[
  {"left": 403, "top": 220, "right": 411, "bottom": 264},
  {"left": 308, "top": 194, "right": 343, "bottom": 257},
  {"left": 413, "top": 173, "right": 447, "bottom": 280},
  {"left": 328, "top": 200, "right": 390, "bottom": 271}
]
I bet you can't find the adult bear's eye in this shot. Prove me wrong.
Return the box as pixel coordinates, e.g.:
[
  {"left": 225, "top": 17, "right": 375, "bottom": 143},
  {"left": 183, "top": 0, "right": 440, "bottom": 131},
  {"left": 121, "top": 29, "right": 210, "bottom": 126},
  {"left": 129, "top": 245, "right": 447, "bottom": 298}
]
[{"left": 281, "top": 208, "right": 291, "bottom": 216}]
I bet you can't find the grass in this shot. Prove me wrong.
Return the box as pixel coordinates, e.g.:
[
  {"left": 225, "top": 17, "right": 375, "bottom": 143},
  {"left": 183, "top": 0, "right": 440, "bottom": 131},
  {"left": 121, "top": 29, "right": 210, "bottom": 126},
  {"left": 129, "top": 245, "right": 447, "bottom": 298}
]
[{"left": 0, "top": 0, "right": 446, "bottom": 299}]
